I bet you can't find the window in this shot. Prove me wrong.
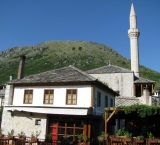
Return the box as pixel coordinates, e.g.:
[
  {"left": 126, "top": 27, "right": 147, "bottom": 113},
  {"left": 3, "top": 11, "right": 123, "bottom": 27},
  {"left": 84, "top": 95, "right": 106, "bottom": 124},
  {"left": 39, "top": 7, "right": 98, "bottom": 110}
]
[
  {"left": 24, "top": 90, "right": 33, "bottom": 104},
  {"left": 105, "top": 96, "right": 108, "bottom": 107},
  {"left": 97, "top": 92, "right": 101, "bottom": 107},
  {"left": 44, "top": 90, "right": 54, "bottom": 104},
  {"left": 110, "top": 98, "right": 113, "bottom": 107},
  {"left": 66, "top": 89, "right": 77, "bottom": 105},
  {"left": 35, "top": 119, "right": 41, "bottom": 125},
  {"left": 51, "top": 121, "right": 83, "bottom": 141}
]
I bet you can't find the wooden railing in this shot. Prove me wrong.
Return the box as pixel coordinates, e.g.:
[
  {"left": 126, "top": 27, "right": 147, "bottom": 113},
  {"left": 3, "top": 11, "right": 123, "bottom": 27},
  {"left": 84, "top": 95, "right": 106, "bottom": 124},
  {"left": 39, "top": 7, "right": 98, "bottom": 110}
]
[
  {"left": 109, "top": 136, "right": 160, "bottom": 145},
  {"left": 1, "top": 135, "right": 160, "bottom": 145},
  {"left": 0, "top": 136, "right": 58, "bottom": 145}
]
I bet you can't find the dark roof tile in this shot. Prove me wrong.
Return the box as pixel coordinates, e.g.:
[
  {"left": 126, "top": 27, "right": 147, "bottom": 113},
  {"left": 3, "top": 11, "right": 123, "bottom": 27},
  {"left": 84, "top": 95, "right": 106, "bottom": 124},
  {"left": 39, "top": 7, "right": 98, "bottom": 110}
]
[
  {"left": 86, "top": 65, "right": 133, "bottom": 74},
  {"left": 8, "top": 65, "right": 97, "bottom": 84},
  {"left": 134, "top": 77, "right": 155, "bottom": 83}
]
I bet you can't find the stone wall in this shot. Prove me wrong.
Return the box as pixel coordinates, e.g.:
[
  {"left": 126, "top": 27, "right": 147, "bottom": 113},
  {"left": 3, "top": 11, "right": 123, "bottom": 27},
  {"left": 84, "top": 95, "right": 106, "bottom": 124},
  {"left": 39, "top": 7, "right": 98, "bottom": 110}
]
[
  {"left": 4, "top": 85, "right": 13, "bottom": 105},
  {"left": 90, "top": 73, "right": 134, "bottom": 97},
  {"left": 1, "top": 110, "right": 47, "bottom": 139}
]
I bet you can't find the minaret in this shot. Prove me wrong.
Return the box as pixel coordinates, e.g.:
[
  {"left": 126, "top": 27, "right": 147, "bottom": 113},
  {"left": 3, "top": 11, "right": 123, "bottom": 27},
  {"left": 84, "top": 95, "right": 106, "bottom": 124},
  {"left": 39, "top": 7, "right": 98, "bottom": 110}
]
[{"left": 128, "top": 3, "right": 140, "bottom": 77}]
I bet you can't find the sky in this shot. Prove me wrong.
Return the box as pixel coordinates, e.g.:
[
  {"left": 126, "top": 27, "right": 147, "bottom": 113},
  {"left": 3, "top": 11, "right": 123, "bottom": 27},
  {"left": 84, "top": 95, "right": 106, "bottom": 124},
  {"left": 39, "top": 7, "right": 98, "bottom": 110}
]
[{"left": 0, "top": 0, "right": 160, "bottom": 72}]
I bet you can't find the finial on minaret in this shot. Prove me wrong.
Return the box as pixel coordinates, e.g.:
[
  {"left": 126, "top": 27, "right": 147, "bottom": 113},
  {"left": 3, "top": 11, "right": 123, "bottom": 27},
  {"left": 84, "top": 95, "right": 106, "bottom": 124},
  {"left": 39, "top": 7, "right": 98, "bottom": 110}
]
[{"left": 128, "top": 3, "right": 140, "bottom": 77}]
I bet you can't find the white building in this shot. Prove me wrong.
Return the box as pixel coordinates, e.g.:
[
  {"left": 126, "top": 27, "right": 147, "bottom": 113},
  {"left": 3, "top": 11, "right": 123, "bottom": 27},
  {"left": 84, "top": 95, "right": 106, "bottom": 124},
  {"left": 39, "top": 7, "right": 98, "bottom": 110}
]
[{"left": 1, "top": 57, "right": 118, "bottom": 141}]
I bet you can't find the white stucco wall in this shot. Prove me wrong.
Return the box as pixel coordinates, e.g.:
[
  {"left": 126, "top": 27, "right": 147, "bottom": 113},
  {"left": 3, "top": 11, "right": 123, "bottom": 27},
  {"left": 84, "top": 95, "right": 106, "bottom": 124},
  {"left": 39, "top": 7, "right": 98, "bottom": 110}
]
[
  {"left": 93, "top": 86, "right": 115, "bottom": 116},
  {"left": 2, "top": 83, "right": 116, "bottom": 137},
  {"left": 13, "top": 85, "right": 92, "bottom": 107},
  {"left": 1, "top": 110, "right": 47, "bottom": 139},
  {"left": 89, "top": 73, "right": 134, "bottom": 98}
]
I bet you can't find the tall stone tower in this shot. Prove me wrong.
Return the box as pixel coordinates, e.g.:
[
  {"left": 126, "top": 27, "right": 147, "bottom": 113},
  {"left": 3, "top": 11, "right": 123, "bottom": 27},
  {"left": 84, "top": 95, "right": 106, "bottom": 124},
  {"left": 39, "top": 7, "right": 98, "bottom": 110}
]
[{"left": 128, "top": 3, "right": 140, "bottom": 77}]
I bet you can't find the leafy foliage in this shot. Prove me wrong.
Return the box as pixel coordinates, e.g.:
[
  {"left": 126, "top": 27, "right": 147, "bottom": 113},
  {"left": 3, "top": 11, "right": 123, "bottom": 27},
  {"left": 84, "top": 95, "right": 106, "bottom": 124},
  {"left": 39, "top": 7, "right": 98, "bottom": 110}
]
[
  {"left": 136, "top": 135, "right": 144, "bottom": 140},
  {"left": 0, "top": 40, "right": 160, "bottom": 89},
  {"left": 147, "top": 132, "right": 155, "bottom": 139},
  {"left": 31, "top": 131, "right": 41, "bottom": 138},
  {"left": 116, "top": 104, "right": 160, "bottom": 118},
  {"left": 8, "top": 129, "right": 14, "bottom": 136},
  {"left": 116, "top": 127, "right": 127, "bottom": 136},
  {"left": 18, "top": 131, "right": 26, "bottom": 138},
  {"left": 45, "top": 133, "right": 52, "bottom": 139},
  {"left": 97, "top": 131, "right": 108, "bottom": 142},
  {"left": 124, "top": 131, "right": 132, "bottom": 138},
  {"left": 76, "top": 134, "right": 83, "bottom": 140}
]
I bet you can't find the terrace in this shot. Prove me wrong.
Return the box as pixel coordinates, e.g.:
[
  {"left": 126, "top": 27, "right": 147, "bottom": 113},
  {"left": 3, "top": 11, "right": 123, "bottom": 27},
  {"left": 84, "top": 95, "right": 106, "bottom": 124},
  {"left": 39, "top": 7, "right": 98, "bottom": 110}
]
[{"left": 1, "top": 104, "right": 160, "bottom": 145}]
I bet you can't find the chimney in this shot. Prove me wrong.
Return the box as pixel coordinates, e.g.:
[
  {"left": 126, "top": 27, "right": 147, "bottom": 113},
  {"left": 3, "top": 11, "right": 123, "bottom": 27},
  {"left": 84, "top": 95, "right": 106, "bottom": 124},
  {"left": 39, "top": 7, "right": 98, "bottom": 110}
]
[
  {"left": 10, "top": 74, "right": 14, "bottom": 81},
  {"left": 142, "top": 87, "right": 150, "bottom": 105},
  {"left": 17, "top": 55, "right": 26, "bottom": 79}
]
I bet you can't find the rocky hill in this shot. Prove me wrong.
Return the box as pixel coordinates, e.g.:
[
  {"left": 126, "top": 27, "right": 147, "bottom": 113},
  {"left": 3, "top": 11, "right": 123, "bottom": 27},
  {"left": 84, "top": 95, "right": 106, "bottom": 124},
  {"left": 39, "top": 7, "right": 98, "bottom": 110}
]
[{"left": 0, "top": 40, "right": 160, "bottom": 90}]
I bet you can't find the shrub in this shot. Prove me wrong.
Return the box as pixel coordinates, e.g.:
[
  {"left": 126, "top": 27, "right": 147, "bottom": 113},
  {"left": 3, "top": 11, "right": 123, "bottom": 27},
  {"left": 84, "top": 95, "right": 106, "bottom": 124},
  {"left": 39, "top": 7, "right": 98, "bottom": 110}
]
[{"left": 136, "top": 136, "right": 144, "bottom": 140}]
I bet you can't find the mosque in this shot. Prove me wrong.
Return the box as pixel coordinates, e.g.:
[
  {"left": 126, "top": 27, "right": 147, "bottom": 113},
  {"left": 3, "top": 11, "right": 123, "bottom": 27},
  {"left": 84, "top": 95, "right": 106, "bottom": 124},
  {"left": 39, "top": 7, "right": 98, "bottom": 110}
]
[{"left": 86, "top": 4, "right": 155, "bottom": 106}]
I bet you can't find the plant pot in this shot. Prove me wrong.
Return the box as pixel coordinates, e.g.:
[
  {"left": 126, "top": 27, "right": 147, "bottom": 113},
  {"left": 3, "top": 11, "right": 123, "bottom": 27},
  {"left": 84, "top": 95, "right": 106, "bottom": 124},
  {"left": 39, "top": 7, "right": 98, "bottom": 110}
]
[
  {"left": 125, "top": 138, "right": 132, "bottom": 142},
  {"left": 8, "top": 135, "right": 14, "bottom": 139},
  {"left": 136, "top": 140, "right": 144, "bottom": 143},
  {"left": 0, "top": 134, "right": 4, "bottom": 138},
  {"left": 19, "top": 137, "right": 26, "bottom": 141},
  {"left": 31, "top": 138, "right": 38, "bottom": 142},
  {"left": 83, "top": 142, "right": 88, "bottom": 145},
  {"left": 148, "top": 139, "right": 158, "bottom": 143},
  {"left": 110, "top": 137, "right": 120, "bottom": 142},
  {"left": 78, "top": 140, "right": 83, "bottom": 145}
]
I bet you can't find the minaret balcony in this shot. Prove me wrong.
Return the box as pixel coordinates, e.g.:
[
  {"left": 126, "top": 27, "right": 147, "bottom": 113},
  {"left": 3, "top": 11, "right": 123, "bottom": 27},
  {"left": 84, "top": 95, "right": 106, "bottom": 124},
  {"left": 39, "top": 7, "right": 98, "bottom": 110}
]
[{"left": 128, "top": 28, "right": 140, "bottom": 38}]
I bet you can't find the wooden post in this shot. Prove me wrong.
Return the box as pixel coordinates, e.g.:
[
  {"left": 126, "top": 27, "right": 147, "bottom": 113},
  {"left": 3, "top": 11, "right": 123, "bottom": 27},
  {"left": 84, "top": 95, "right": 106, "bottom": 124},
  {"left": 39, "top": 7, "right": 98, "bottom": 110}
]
[
  {"left": 152, "top": 84, "right": 154, "bottom": 94},
  {"left": 83, "top": 124, "right": 87, "bottom": 136},
  {"left": 88, "top": 124, "right": 91, "bottom": 145},
  {"left": 104, "top": 110, "right": 108, "bottom": 134}
]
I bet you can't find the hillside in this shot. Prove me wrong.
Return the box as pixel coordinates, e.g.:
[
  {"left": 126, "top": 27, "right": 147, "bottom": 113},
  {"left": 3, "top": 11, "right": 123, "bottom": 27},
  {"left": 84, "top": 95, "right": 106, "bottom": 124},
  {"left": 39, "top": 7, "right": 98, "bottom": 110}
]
[{"left": 0, "top": 40, "right": 160, "bottom": 90}]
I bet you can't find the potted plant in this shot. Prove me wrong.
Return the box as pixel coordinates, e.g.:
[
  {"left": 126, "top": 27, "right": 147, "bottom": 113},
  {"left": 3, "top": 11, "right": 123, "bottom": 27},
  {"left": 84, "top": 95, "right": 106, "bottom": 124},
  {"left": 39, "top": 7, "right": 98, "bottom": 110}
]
[
  {"left": 18, "top": 131, "right": 26, "bottom": 141},
  {"left": 8, "top": 129, "right": 14, "bottom": 139},
  {"left": 77, "top": 134, "right": 83, "bottom": 144},
  {"left": 97, "top": 131, "right": 108, "bottom": 145},
  {"left": 136, "top": 135, "right": 144, "bottom": 143},
  {"left": 0, "top": 129, "right": 4, "bottom": 138},
  {"left": 101, "top": 131, "right": 108, "bottom": 140},
  {"left": 147, "top": 132, "right": 158, "bottom": 143},
  {"left": 83, "top": 136, "right": 89, "bottom": 145},
  {"left": 31, "top": 131, "right": 41, "bottom": 142},
  {"left": 116, "top": 128, "right": 126, "bottom": 137},
  {"left": 110, "top": 128, "right": 126, "bottom": 142},
  {"left": 124, "top": 131, "right": 132, "bottom": 142},
  {"left": 45, "top": 133, "right": 52, "bottom": 143},
  {"left": 97, "top": 135, "right": 104, "bottom": 144}
]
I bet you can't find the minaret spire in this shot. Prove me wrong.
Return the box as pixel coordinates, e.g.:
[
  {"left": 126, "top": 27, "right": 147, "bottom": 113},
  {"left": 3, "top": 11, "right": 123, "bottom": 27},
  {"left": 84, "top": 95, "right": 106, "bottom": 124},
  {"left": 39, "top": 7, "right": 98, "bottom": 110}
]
[
  {"left": 130, "top": 3, "right": 136, "bottom": 16},
  {"left": 128, "top": 3, "right": 140, "bottom": 77},
  {"left": 130, "top": 3, "right": 137, "bottom": 28}
]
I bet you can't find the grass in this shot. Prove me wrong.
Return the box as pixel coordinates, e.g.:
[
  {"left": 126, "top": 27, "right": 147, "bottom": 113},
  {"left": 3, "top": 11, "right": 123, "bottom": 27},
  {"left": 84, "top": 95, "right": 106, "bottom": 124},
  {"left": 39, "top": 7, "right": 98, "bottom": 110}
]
[{"left": 0, "top": 40, "right": 160, "bottom": 90}]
